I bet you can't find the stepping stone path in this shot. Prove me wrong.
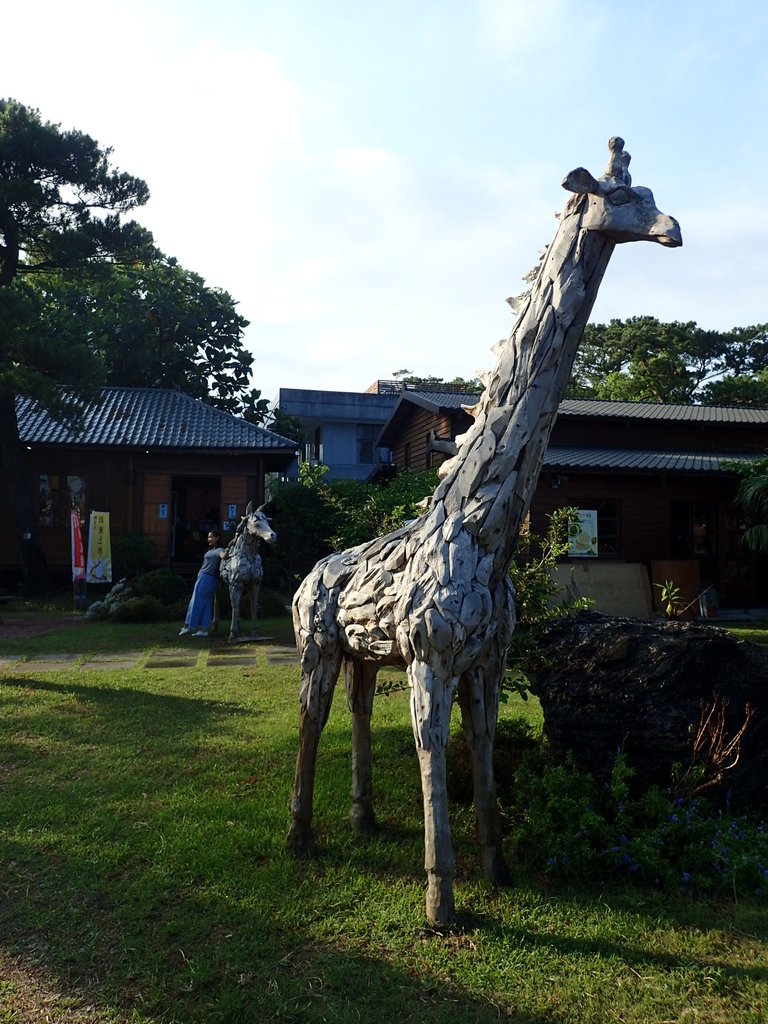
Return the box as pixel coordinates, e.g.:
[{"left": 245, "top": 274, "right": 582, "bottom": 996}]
[{"left": 0, "top": 643, "right": 298, "bottom": 673}]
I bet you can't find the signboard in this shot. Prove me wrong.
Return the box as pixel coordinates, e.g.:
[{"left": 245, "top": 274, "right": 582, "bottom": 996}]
[
  {"left": 158, "top": 503, "right": 169, "bottom": 520},
  {"left": 568, "top": 509, "right": 598, "bottom": 558},
  {"left": 228, "top": 504, "right": 238, "bottom": 519},
  {"left": 86, "top": 511, "right": 113, "bottom": 582}
]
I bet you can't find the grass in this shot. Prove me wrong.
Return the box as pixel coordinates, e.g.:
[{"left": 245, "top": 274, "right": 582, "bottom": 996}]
[{"left": 0, "top": 613, "right": 766, "bottom": 1023}]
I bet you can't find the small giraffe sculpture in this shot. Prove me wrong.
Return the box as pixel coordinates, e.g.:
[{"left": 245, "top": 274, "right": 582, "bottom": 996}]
[
  {"left": 288, "top": 139, "right": 681, "bottom": 927},
  {"left": 219, "top": 502, "right": 276, "bottom": 640}
]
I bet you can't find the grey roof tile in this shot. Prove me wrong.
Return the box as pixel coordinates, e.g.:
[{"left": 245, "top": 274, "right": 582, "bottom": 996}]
[
  {"left": 402, "top": 393, "right": 768, "bottom": 423},
  {"left": 16, "top": 388, "right": 297, "bottom": 451},
  {"left": 558, "top": 398, "right": 768, "bottom": 423},
  {"left": 544, "top": 446, "right": 759, "bottom": 473}
]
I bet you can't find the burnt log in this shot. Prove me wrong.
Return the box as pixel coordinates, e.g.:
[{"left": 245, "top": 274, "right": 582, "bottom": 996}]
[{"left": 530, "top": 611, "right": 767, "bottom": 806}]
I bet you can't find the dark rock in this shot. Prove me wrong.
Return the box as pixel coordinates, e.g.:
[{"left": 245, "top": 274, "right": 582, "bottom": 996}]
[{"left": 530, "top": 611, "right": 767, "bottom": 806}]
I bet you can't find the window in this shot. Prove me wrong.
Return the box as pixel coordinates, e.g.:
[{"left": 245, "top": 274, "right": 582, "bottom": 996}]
[
  {"left": 671, "top": 501, "right": 716, "bottom": 558},
  {"left": 357, "top": 423, "right": 378, "bottom": 465},
  {"left": 68, "top": 476, "right": 87, "bottom": 525},
  {"left": 39, "top": 475, "right": 61, "bottom": 527},
  {"left": 596, "top": 500, "right": 620, "bottom": 556},
  {"left": 38, "top": 474, "right": 87, "bottom": 527}
]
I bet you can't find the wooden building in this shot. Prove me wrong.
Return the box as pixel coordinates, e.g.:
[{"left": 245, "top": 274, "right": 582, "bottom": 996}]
[
  {"left": 3, "top": 388, "right": 297, "bottom": 584},
  {"left": 377, "top": 392, "right": 768, "bottom": 612}
]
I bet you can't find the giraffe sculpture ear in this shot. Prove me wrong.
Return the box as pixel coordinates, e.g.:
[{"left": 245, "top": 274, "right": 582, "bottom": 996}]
[{"left": 562, "top": 167, "right": 600, "bottom": 195}]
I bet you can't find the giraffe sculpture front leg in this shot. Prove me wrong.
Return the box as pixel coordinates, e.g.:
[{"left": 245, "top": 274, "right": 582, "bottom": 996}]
[
  {"left": 287, "top": 642, "right": 342, "bottom": 854},
  {"left": 344, "top": 659, "right": 378, "bottom": 833},
  {"left": 417, "top": 743, "right": 456, "bottom": 928},
  {"left": 409, "top": 660, "right": 458, "bottom": 928},
  {"left": 228, "top": 583, "right": 241, "bottom": 640}
]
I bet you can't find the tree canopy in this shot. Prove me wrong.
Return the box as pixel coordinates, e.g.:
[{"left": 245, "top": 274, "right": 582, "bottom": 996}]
[
  {"left": 567, "top": 317, "right": 768, "bottom": 407},
  {"left": 0, "top": 98, "right": 154, "bottom": 287},
  {"left": 0, "top": 99, "right": 267, "bottom": 588},
  {"left": 31, "top": 260, "right": 268, "bottom": 422}
]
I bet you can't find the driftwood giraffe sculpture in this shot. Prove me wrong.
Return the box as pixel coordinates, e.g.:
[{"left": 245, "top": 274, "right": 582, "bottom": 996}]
[
  {"left": 288, "top": 139, "right": 681, "bottom": 927},
  {"left": 219, "top": 502, "right": 276, "bottom": 640}
]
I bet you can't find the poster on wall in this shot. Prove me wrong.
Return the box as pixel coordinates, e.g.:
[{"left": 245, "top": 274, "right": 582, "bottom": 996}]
[
  {"left": 568, "top": 509, "right": 598, "bottom": 558},
  {"left": 86, "top": 511, "right": 113, "bottom": 583}
]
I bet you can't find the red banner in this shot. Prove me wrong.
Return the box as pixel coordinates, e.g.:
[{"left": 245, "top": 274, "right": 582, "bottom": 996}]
[{"left": 70, "top": 510, "right": 85, "bottom": 582}]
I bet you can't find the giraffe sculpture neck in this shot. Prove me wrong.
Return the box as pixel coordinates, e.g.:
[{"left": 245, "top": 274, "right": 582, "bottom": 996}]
[{"left": 431, "top": 193, "right": 614, "bottom": 583}]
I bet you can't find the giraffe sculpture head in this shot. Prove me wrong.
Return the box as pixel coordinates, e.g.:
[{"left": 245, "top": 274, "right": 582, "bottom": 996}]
[
  {"left": 563, "top": 137, "right": 682, "bottom": 247},
  {"left": 243, "top": 500, "right": 277, "bottom": 545}
]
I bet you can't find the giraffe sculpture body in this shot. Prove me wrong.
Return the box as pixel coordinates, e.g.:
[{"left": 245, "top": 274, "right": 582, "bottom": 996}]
[{"left": 288, "top": 140, "right": 681, "bottom": 927}]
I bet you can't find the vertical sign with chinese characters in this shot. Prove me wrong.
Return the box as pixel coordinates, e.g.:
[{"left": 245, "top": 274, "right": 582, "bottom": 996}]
[{"left": 86, "top": 511, "right": 113, "bottom": 582}]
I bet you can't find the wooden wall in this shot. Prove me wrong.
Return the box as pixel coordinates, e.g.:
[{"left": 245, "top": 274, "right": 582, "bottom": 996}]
[{"left": 1, "top": 448, "right": 273, "bottom": 576}]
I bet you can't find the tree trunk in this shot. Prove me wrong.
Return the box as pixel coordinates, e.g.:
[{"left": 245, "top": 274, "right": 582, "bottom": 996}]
[
  {"left": 530, "top": 611, "right": 767, "bottom": 807},
  {"left": 0, "top": 384, "right": 49, "bottom": 593}
]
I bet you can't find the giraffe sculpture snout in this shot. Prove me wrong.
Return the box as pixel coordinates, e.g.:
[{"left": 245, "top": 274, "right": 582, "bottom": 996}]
[{"left": 652, "top": 216, "right": 682, "bottom": 248}]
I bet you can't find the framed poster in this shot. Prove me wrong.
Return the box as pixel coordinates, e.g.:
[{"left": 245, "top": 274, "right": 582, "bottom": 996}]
[{"left": 568, "top": 509, "right": 598, "bottom": 558}]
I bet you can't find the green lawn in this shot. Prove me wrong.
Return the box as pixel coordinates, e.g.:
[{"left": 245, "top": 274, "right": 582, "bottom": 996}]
[{"left": 0, "top": 614, "right": 766, "bottom": 1023}]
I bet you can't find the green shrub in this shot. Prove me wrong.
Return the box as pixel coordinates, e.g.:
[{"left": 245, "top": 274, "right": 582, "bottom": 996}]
[
  {"left": 501, "top": 746, "right": 768, "bottom": 899},
  {"left": 133, "top": 568, "right": 189, "bottom": 605},
  {"left": 505, "top": 507, "right": 591, "bottom": 696},
  {"left": 112, "top": 532, "right": 158, "bottom": 579},
  {"left": 109, "top": 595, "right": 167, "bottom": 623},
  {"left": 257, "top": 588, "right": 290, "bottom": 618}
]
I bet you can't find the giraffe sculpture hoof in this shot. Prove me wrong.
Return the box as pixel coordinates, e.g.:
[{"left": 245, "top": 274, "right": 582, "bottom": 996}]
[
  {"left": 286, "top": 822, "right": 315, "bottom": 858},
  {"left": 484, "top": 850, "right": 513, "bottom": 887},
  {"left": 425, "top": 874, "right": 456, "bottom": 930},
  {"left": 349, "top": 805, "right": 377, "bottom": 834}
]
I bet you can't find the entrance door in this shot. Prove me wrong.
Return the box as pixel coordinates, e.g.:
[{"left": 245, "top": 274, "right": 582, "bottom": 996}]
[{"left": 170, "top": 476, "right": 221, "bottom": 563}]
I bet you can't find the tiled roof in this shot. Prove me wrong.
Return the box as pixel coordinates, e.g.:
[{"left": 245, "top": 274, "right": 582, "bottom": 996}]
[
  {"left": 557, "top": 398, "right": 768, "bottom": 423},
  {"left": 409, "top": 390, "right": 481, "bottom": 410},
  {"left": 544, "top": 446, "right": 759, "bottom": 474},
  {"left": 16, "top": 388, "right": 297, "bottom": 451},
  {"left": 402, "top": 391, "right": 768, "bottom": 423}
]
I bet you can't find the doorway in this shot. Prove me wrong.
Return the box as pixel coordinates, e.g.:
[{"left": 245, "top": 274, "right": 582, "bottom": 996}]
[{"left": 170, "top": 476, "right": 220, "bottom": 562}]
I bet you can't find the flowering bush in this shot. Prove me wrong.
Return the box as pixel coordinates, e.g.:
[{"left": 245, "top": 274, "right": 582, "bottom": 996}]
[{"left": 501, "top": 748, "right": 767, "bottom": 899}]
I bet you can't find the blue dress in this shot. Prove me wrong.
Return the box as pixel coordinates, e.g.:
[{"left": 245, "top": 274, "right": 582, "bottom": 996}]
[{"left": 185, "top": 547, "right": 225, "bottom": 631}]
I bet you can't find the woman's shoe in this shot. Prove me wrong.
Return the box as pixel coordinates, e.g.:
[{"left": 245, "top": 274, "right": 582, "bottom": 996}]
[
  {"left": 192, "top": 630, "right": 208, "bottom": 637},
  {"left": 179, "top": 626, "right": 190, "bottom": 636}
]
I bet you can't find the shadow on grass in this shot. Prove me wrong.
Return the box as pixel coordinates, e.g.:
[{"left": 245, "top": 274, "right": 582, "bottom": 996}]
[
  {"left": 2, "top": 676, "right": 766, "bottom": 1023},
  {"left": 0, "top": 612, "right": 297, "bottom": 657},
  {"left": 1, "top": 844, "right": 556, "bottom": 1024},
  {"left": 466, "top": 896, "right": 768, "bottom": 982},
  {"left": 1, "top": 673, "right": 247, "bottom": 713}
]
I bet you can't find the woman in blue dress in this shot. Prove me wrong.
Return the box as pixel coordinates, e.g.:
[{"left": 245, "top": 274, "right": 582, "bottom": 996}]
[{"left": 179, "top": 529, "right": 226, "bottom": 636}]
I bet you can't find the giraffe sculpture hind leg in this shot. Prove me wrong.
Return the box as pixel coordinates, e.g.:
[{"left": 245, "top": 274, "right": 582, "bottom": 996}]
[
  {"left": 344, "top": 659, "right": 378, "bottom": 834},
  {"left": 457, "top": 660, "right": 512, "bottom": 887}
]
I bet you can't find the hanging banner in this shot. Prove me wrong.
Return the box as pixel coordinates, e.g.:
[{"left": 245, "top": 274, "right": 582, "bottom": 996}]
[
  {"left": 70, "top": 510, "right": 86, "bottom": 581},
  {"left": 86, "top": 511, "right": 113, "bottom": 583}
]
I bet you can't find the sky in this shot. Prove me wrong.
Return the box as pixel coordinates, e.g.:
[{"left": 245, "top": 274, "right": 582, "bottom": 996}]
[{"left": 5, "top": 0, "right": 768, "bottom": 405}]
